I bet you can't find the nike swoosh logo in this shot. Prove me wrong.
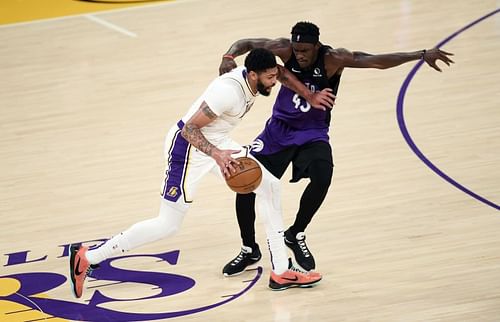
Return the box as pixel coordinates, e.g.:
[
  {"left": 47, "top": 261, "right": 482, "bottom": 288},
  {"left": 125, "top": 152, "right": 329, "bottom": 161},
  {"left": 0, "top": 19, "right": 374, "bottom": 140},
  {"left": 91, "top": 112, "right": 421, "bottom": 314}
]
[
  {"left": 75, "top": 257, "right": 84, "bottom": 276},
  {"left": 282, "top": 276, "right": 299, "bottom": 282},
  {"left": 291, "top": 68, "right": 301, "bottom": 73}
]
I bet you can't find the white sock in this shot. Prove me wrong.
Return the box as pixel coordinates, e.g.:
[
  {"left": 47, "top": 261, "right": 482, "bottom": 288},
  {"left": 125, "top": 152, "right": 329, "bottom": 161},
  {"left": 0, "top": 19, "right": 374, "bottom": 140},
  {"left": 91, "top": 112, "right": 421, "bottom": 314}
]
[
  {"left": 254, "top": 170, "right": 288, "bottom": 275},
  {"left": 85, "top": 198, "right": 186, "bottom": 265}
]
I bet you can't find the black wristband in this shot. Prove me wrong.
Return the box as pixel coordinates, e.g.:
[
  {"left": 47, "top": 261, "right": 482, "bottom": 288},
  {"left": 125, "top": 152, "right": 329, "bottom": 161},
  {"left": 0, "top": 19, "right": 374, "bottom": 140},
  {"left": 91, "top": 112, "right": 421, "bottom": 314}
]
[{"left": 420, "top": 49, "right": 426, "bottom": 59}]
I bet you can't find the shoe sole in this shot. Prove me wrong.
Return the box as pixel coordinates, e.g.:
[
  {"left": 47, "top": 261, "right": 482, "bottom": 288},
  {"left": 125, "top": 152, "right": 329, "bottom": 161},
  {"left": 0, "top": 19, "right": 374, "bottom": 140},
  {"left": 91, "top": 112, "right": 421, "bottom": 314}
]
[
  {"left": 268, "top": 278, "right": 322, "bottom": 291},
  {"left": 222, "top": 256, "right": 262, "bottom": 277},
  {"left": 68, "top": 245, "right": 79, "bottom": 298}
]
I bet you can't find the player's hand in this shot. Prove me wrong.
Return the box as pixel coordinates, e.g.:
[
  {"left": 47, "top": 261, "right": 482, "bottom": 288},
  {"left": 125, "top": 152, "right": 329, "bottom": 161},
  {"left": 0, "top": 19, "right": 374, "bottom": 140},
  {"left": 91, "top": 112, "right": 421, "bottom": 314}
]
[
  {"left": 213, "top": 149, "right": 241, "bottom": 178},
  {"left": 423, "top": 48, "right": 454, "bottom": 72},
  {"left": 219, "top": 57, "right": 238, "bottom": 75},
  {"left": 307, "top": 88, "right": 336, "bottom": 111}
]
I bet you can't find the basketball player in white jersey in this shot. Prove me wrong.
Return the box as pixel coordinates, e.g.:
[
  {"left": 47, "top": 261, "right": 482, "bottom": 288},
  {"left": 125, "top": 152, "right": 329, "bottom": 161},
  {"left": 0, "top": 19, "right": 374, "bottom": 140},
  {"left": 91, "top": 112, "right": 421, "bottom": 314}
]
[{"left": 69, "top": 48, "right": 336, "bottom": 297}]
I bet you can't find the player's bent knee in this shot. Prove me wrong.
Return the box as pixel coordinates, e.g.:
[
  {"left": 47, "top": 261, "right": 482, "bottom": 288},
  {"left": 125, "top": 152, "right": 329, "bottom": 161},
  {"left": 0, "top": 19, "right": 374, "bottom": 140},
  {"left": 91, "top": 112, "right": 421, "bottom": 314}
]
[
  {"left": 154, "top": 216, "right": 181, "bottom": 239},
  {"left": 309, "top": 161, "right": 333, "bottom": 188},
  {"left": 256, "top": 171, "right": 280, "bottom": 195},
  {"left": 156, "top": 198, "right": 186, "bottom": 239}
]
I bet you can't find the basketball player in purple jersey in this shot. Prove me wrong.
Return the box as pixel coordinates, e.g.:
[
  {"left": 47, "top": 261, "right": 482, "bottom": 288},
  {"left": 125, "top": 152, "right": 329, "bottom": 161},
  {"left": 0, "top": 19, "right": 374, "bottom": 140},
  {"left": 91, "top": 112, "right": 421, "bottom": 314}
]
[{"left": 219, "top": 22, "right": 454, "bottom": 275}]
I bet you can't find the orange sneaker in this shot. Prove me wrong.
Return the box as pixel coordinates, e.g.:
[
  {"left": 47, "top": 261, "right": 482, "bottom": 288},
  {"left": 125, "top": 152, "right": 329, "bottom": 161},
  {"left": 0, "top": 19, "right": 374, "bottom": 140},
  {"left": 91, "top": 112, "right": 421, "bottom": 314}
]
[
  {"left": 269, "top": 263, "right": 322, "bottom": 291},
  {"left": 69, "top": 245, "right": 90, "bottom": 298}
]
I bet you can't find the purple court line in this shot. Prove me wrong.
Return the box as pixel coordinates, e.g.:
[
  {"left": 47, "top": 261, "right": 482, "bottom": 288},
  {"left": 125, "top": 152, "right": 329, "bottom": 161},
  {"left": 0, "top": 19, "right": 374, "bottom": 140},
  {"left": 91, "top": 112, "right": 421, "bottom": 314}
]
[{"left": 397, "top": 8, "right": 500, "bottom": 211}]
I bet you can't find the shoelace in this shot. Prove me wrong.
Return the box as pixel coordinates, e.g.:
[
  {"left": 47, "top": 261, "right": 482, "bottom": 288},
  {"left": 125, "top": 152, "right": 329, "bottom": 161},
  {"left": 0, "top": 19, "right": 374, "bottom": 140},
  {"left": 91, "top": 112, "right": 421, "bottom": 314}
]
[
  {"left": 297, "top": 239, "right": 311, "bottom": 258},
  {"left": 289, "top": 264, "right": 310, "bottom": 275},
  {"left": 231, "top": 250, "right": 246, "bottom": 265}
]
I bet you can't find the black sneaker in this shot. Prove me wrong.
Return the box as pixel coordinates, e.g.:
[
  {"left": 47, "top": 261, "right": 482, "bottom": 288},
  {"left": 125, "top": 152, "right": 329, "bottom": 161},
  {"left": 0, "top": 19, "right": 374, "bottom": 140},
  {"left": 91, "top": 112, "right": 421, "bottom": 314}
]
[
  {"left": 222, "top": 244, "right": 262, "bottom": 276},
  {"left": 284, "top": 229, "right": 315, "bottom": 271}
]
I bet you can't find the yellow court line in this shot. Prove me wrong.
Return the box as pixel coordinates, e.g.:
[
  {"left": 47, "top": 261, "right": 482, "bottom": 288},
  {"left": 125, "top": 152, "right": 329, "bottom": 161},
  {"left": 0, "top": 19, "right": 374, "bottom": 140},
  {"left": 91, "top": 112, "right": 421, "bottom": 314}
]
[{"left": 0, "top": 0, "right": 174, "bottom": 25}]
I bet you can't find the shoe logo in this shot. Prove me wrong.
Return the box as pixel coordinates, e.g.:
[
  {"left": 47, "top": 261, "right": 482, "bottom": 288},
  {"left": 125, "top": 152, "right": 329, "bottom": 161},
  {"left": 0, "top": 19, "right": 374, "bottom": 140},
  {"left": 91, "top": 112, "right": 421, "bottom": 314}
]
[
  {"left": 282, "top": 276, "right": 299, "bottom": 282},
  {"left": 74, "top": 257, "right": 84, "bottom": 276}
]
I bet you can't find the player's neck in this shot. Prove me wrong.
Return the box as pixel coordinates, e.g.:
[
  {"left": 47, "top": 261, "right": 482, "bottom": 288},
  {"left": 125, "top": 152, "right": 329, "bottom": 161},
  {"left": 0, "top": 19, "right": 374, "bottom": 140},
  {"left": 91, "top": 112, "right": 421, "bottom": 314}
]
[{"left": 245, "top": 76, "right": 258, "bottom": 96}]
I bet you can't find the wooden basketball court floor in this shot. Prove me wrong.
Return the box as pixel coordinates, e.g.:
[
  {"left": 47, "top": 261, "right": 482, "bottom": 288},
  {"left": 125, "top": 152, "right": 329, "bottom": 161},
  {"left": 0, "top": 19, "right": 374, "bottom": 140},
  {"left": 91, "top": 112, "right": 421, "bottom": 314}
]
[{"left": 1, "top": 0, "right": 499, "bottom": 321}]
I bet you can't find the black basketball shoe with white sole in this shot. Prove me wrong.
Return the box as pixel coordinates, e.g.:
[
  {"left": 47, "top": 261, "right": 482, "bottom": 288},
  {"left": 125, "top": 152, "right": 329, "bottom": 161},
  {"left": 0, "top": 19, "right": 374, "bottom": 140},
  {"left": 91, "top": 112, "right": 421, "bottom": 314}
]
[
  {"left": 284, "top": 229, "right": 315, "bottom": 271},
  {"left": 223, "top": 244, "right": 262, "bottom": 276}
]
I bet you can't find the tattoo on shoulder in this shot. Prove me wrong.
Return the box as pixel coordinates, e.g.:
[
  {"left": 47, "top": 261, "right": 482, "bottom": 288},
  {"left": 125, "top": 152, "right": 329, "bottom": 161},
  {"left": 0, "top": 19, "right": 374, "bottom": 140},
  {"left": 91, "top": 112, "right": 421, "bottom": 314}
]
[{"left": 201, "top": 105, "right": 217, "bottom": 119}]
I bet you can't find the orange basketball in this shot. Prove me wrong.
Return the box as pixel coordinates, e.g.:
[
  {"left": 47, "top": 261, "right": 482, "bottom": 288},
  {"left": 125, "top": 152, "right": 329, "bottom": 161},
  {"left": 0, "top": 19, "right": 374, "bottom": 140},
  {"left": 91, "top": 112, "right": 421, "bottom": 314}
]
[{"left": 225, "top": 157, "right": 262, "bottom": 194}]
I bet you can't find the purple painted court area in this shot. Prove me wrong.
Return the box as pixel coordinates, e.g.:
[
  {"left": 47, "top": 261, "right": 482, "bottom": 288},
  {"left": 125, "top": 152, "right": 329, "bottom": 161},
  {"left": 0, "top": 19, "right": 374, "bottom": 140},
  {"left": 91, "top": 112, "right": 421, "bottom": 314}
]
[
  {"left": 1, "top": 251, "right": 264, "bottom": 321},
  {"left": 397, "top": 8, "right": 500, "bottom": 211}
]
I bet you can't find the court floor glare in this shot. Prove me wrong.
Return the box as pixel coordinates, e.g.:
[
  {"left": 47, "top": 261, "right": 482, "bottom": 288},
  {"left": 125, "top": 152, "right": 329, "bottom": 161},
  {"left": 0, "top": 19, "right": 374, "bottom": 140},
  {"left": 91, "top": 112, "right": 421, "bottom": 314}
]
[{"left": 1, "top": 0, "right": 499, "bottom": 321}]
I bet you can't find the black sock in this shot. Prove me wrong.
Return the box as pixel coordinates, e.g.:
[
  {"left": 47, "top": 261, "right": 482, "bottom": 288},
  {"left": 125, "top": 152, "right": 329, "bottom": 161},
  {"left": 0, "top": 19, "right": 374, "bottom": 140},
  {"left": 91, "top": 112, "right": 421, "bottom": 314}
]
[{"left": 235, "top": 192, "right": 257, "bottom": 249}]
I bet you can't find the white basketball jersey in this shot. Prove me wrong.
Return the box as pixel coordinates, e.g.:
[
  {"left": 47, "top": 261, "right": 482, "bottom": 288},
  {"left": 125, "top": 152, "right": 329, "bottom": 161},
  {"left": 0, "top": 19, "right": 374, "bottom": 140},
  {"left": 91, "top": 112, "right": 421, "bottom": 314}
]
[{"left": 181, "top": 66, "right": 257, "bottom": 146}]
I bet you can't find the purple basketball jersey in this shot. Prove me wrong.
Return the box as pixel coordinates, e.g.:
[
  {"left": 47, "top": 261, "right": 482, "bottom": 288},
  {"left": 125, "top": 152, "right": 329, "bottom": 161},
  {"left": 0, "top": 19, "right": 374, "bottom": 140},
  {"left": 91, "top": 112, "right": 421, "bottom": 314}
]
[{"left": 252, "top": 45, "right": 341, "bottom": 155}]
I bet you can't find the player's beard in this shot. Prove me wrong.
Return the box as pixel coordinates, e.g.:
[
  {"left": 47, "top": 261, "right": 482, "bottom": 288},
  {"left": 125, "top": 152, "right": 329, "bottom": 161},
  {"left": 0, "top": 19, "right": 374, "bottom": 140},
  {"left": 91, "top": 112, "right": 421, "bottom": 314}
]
[{"left": 256, "top": 80, "right": 272, "bottom": 96}]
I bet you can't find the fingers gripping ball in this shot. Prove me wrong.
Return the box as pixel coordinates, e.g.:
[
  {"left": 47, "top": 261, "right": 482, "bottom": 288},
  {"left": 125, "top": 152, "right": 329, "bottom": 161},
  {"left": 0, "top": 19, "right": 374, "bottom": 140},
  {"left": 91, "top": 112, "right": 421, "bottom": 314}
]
[{"left": 225, "top": 157, "right": 262, "bottom": 194}]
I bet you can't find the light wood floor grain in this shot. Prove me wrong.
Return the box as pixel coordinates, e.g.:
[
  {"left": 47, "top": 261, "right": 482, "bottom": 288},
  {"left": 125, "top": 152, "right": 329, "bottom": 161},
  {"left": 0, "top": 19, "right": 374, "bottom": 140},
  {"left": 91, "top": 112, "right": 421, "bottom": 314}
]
[{"left": 1, "top": 1, "right": 499, "bottom": 321}]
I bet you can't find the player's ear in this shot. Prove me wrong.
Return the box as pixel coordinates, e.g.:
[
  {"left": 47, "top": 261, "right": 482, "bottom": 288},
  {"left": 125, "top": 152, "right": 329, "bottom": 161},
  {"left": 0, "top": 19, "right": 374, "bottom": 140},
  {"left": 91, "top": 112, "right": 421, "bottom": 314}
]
[{"left": 247, "top": 70, "right": 259, "bottom": 82}]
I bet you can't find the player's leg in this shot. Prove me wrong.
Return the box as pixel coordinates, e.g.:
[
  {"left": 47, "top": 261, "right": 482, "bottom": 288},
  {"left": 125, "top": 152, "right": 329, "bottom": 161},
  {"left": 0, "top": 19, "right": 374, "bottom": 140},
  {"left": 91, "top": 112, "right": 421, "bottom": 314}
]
[
  {"left": 212, "top": 138, "right": 322, "bottom": 289},
  {"left": 207, "top": 144, "right": 260, "bottom": 276},
  {"left": 69, "top": 198, "right": 190, "bottom": 298},
  {"left": 69, "top": 123, "right": 211, "bottom": 298},
  {"left": 83, "top": 198, "right": 188, "bottom": 264},
  {"left": 253, "top": 162, "right": 322, "bottom": 290},
  {"left": 285, "top": 141, "right": 334, "bottom": 271},
  {"left": 292, "top": 158, "right": 332, "bottom": 232},
  {"left": 223, "top": 148, "right": 294, "bottom": 276},
  {"left": 221, "top": 192, "right": 262, "bottom": 276}
]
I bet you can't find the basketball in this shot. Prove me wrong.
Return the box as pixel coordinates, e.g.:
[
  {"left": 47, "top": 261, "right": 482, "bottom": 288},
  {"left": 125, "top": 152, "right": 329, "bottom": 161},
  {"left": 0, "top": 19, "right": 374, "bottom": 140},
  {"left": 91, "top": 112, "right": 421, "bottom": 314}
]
[{"left": 225, "top": 157, "right": 262, "bottom": 194}]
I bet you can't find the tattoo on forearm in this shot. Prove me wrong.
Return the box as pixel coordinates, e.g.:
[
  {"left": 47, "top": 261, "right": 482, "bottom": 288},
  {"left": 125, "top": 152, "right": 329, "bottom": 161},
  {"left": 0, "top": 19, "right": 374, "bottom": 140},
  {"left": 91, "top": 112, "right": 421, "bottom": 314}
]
[
  {"left": 180, "top": 103, "right": 218, "bottom": 156},
  {"left": 181, "top": 123, "right": 215, "bottom": 156}
]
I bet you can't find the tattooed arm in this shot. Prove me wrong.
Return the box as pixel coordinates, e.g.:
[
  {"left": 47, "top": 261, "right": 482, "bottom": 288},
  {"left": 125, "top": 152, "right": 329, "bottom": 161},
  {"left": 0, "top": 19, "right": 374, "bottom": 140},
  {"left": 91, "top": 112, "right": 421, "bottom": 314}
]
[
  {"left": 181, "top": 101, "right": 240, "bottom": 177},
  {"left": 181, "top": 102, "right": 218, "bottom": 156}
]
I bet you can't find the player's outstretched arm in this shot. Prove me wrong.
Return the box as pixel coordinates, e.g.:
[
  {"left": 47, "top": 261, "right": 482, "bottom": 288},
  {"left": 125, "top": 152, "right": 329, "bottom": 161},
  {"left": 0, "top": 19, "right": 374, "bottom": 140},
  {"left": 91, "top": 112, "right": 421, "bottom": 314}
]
[{"left": 334, "top": 47, "right": 454, "bottom": 71}]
